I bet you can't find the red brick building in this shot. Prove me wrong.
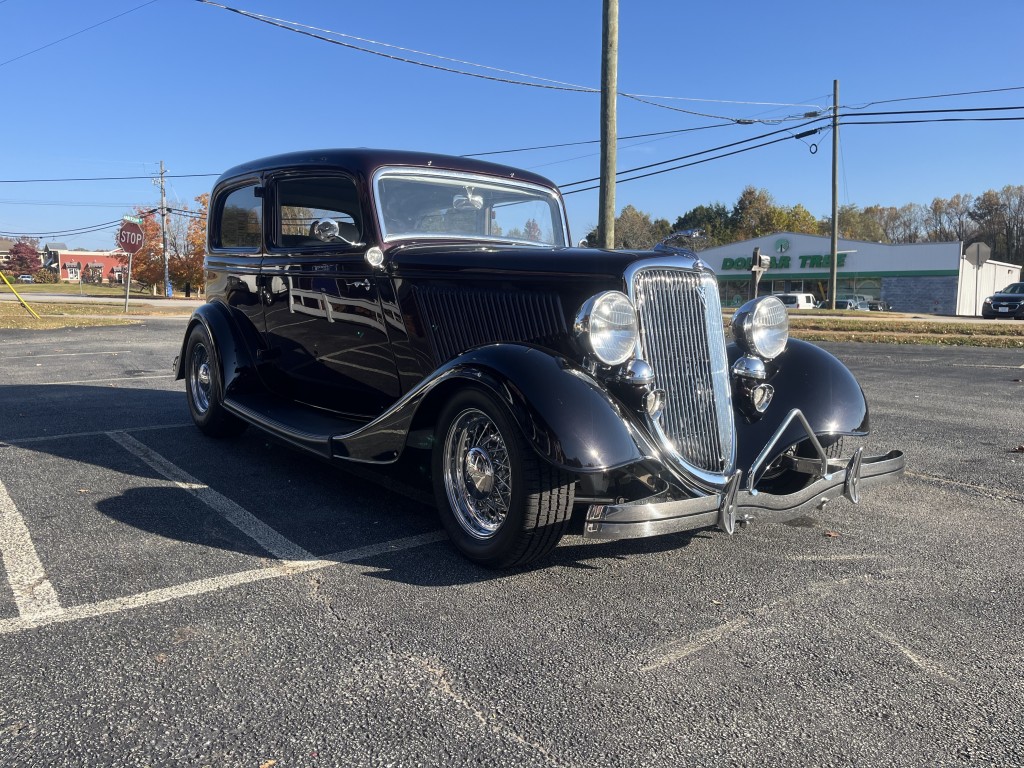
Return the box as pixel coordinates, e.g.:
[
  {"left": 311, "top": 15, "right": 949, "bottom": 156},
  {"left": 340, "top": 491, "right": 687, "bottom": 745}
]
[{"left": 54, "top": 248, "right": 126, "bottom": 284}]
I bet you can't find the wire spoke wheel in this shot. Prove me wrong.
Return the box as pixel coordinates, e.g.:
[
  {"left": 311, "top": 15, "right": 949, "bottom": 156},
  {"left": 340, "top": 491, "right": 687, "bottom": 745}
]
[
  {"left": 432, "top": 389, "right": 575, "bottom": 568},
  {"left": 443, "top": 408, "right": 513, "bottom": 540}
]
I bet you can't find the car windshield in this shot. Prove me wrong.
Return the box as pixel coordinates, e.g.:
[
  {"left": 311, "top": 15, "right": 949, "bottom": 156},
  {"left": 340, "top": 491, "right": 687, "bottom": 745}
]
[
  {"left": 1000, "top": 283, "right": 1024, "bottom": 295},
  {"left": 375, "top": 169, "right": 567, "bottom": 247}
]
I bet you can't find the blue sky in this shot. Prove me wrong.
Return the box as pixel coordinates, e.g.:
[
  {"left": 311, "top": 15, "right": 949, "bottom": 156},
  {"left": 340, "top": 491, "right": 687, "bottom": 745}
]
[{"left": 1, "top": 0, "right": 1022, "bottom": 250}]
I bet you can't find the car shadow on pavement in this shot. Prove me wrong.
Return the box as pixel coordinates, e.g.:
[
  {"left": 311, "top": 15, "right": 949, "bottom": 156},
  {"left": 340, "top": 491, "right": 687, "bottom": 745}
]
[{"left": 4, "top": 384, "right": 710, "bottom": 586}]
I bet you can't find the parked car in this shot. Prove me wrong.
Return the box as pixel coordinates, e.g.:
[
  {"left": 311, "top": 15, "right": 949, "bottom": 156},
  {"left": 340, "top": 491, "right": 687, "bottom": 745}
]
[
  {"left": 174, "top": 149, "right": 904, "bottom": 568},
  {"left": 867, "top": 300, "right": 893, "bottom": 312},
  {"left": 816, "top": 298, "right": 870, "bottom": 310},
  {"left": 15, "top": 274, "right": 34, "bottom": 283},
  {"left": 774, "top": 292, "right": 817, "bottom": 310},
  {"left": 837, "top": 293, "right": 871, "bottom": 305},
  {"left": 981, "top": 282, "right": 1024, "bottom": 319}
]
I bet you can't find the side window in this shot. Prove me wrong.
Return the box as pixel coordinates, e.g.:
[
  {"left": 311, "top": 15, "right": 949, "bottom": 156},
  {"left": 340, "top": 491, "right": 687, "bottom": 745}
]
[
  {"left": 276, "top": 176, "right": 362, "bottom": 249},
  {"left": 217, "top": 185, "right": 262, "bottom": 250}
]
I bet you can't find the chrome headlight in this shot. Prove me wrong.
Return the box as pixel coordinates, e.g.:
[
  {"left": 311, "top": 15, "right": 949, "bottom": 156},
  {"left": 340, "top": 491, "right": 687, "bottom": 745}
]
[
  {"left": 574, "top": 291, "right": 638, "bottom": 366},
  {"left": 731, "top": 296, "right": 789, "bottom": 361}
]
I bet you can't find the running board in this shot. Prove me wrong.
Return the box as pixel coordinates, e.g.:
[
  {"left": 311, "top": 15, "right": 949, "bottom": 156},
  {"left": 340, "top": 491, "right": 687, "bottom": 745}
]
[{"left": 224, "top": 392, "right": 367, "bottom": 459}]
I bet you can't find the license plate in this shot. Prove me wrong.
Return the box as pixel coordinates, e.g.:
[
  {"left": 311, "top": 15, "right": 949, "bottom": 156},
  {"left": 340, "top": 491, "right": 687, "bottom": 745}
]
[{"left": 999, "top": 307, "right": 1009, "bottom": 312}]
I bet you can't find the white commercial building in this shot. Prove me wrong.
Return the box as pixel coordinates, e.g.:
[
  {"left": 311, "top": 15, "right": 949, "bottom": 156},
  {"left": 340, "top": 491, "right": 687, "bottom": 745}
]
[{"left": 698, "top": 232, "right": 1022, "bottom": 315}]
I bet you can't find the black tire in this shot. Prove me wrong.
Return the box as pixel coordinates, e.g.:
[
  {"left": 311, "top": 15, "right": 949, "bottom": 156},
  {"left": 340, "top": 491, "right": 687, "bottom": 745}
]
[
  {"left": 184, "top": 324, "right": 248, "bottom": 438},
  {"left": 432, "top": 388, "right": 574, "bottom": 568}
]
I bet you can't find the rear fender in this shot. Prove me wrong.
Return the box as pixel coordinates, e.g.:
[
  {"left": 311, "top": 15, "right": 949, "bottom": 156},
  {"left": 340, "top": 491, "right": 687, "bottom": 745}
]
[{"left": 173, "top": 302, "right": 260, "bottom": 397}]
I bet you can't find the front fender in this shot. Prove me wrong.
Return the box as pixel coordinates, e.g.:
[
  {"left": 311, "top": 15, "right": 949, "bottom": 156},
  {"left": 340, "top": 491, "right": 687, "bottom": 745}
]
[
  {"left": 447, "top": 345, "right": 650, "bottom": 472},
  {"left": 731, "top": 338, "right": 869, "bottom": 474},
  {"left": 334, "top": 344, "right": 649, "bottom": 471},
  {"left": 173, "top": 301, "right": 260, "bottom": 397}
]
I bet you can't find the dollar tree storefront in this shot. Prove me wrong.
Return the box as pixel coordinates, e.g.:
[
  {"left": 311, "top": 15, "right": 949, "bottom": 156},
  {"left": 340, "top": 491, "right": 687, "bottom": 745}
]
[{"left": 699, "top": 232, "right": 1021, "bottom": 315}]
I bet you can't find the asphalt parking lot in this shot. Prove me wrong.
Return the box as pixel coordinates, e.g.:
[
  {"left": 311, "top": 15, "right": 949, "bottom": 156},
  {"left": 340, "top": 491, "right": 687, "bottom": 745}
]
[{"left": 1, "top": 318, "right": 1022, "bottom": 767}]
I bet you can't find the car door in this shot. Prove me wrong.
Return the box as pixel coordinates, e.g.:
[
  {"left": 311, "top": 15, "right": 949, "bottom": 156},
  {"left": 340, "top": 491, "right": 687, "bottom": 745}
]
[
  {"left": 205, "top": 179, "right": 267, "bottom": 357},
  {"left": 259, "top": 172, "right": 401, "bottom": 418}
]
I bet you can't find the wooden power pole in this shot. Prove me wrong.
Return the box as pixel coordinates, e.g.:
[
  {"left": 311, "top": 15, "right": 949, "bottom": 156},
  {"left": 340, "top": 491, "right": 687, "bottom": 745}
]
[
  {"left": 598, "top": 0, "right": 618, "bottom": 249},
  {"left": 828, "top": 80, "right": 839, "bottom": 309}
]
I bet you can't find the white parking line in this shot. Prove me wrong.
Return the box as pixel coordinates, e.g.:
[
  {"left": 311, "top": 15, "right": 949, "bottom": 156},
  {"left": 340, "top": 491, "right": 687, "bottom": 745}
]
[
  {"left": 107, "top": 431, "right": 314, "bottom": 561},
  {"left": 35, "top": 375, "right": 175, "bottom": 386},
  {"left": 3, "top": 423, "right": 192, "bottom": 447},
  {"left": 0, "top": 532, "right": 446, "bottom": 635},
  {"left": 1, "top": 350, "right": 132, "bottom": 360},
  {"left": 0, "top": 478, "right": 63, "bottom": 620}
]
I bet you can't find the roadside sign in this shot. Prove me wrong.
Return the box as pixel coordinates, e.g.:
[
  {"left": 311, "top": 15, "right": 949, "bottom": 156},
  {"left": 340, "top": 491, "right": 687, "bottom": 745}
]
[
  {"left": 117, "top": 219, "right": 145, "bottom": 255},
  {"left": 119, "top": 217, "right": 145, "bottom": 312},
  {"left": 965, "top": 242, "right": 990, "bottom": 267}
]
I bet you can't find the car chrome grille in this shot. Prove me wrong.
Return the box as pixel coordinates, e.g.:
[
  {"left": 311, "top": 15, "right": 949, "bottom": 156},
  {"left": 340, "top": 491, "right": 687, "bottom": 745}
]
[{"left": 631, "top": 267, "right": 734, "bottom": 477}]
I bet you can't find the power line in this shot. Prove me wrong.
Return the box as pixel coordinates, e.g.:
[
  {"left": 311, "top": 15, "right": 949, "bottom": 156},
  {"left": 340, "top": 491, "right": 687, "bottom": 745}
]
[
  {"left": 464, "top": 122, "right": 735, "bottom": 158},
  {"left": 195, "top": 0, "right": 593, "bottom": 93},
  {"left": 0, "top": 199, "right": 144, "bottom": 208},
  {"left": 846, "top": 85, "right": 1024, "bottom": 110},
  {"left": 0, "top": 209, "right": 159, "bottom": 238},
  {"left": 194, "top": 1, "right": 819, "bottom": 124},
  {"left": 0, "top": 173, "right": 219, "bottom": 184},
  {"left": 0, "top": 0, "right": 161, "bottom": 70},
  {"left": 167, "top": 207, "right": 206, "bottom": 220},
  {"left": 841, "top": 116, "right": 1024, "bottom": 127},
  {"left": 843, "top": 104, "right": 1024, "bottom": 118},
  {"left": 560, "top": 117, "right": 828, "bottom": 188},
  {"left": 562, "top": 135, "right": 795, "bottom": 195},
  {"left": 561, "top": 111, "right": 1024, "bottom": 195}
]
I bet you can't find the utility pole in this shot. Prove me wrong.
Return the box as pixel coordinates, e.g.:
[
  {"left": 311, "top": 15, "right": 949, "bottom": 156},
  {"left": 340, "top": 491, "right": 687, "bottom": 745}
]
[
  {"left": 598, "top": 0, "right": 618, "bottom": 249},
  {"left": 828, "top": 80, "right": 839, "bottom": 310},
  {"left": 159, "top": 160, "right": 171, "bottom": 298}
]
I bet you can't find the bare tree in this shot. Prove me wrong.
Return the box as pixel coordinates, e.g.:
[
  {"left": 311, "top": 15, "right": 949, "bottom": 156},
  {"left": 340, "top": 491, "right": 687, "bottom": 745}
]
[{"left": 998, "top": 185, "right": 1024, "bottom": 265}]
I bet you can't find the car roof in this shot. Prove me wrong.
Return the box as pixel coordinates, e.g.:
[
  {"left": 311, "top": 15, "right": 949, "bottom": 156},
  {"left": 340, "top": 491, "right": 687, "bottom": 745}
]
[{"left": 215, "top": 148, "right": 558, "bottom": 191}]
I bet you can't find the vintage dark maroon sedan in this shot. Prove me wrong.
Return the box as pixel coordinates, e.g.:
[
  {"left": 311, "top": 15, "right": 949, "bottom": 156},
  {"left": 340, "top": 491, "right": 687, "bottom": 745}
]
[{"left": 174, "top": 149, "right": 904, "bottom": 567}]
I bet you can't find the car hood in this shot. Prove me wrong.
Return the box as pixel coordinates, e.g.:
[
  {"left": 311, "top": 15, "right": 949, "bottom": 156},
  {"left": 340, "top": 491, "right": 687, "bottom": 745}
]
[
  {"left": 386, "top": 242, "right": 702, "bottom": 278},
  {"left": 989, "top": 291, "right": 1024, "bottom": 300}
]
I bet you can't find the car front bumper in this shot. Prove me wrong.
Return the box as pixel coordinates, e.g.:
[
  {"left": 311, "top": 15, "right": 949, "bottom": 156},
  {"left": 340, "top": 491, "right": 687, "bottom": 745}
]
[{"left": 583, "top": 448, "right": 905, "bottom": 540}]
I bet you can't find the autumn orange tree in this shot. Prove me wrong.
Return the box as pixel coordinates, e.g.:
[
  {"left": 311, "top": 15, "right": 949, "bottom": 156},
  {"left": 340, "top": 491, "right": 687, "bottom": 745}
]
[
  {"left": 117, "top": 194, "right": 209, "bottom": 293},
  {"left": 170, "top": 193, "right": 208, "bottom": 291}
]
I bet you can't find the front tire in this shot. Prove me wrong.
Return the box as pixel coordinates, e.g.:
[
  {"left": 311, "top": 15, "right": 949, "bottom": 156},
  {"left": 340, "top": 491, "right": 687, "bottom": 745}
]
[
  {"left": 184, "top": 324, "right": 247, "bottom": 438},
  {"left": 432, "top": 389, "right": 574, "bottom": 568}
]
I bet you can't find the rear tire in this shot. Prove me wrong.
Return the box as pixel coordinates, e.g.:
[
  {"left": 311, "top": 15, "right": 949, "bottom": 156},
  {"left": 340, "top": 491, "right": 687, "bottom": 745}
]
[
  {"left": 184, "top": 324, "right": 247, "bottom": 438},
  {"left": 432, "top": 388, "right": 574, "bottom": 568}
]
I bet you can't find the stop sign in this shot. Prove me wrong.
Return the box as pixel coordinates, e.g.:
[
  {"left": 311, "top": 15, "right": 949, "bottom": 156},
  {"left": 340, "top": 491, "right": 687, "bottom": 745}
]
[{"left": 117, "top": 219, "right": 145, "bottom": 255}]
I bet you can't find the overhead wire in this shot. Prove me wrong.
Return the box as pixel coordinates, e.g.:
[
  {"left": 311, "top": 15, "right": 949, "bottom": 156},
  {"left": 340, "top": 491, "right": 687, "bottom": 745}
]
[
  {"left": 0, "top": 173, "right": 220, "bottom": 184},
  {"left": 193, "top": 0, "right": 820, "bottom": 124},
  {"left": 0, "top": 0, "right": 161, "bottom": 70},
  {"left": 561, "top": 135, "right": 796, "bottom": 195},
  {"left": 559, "top": 117, "right": 829, "bottom": 188},
  {"left": 464, "top": 122, "right": 735, "bottom": 158},
  {"left": 845, "top": 85, "right": 1024, "bottom": 110},
  {"left": 0, "top": 209, "right": 158, "bottom": 238}
]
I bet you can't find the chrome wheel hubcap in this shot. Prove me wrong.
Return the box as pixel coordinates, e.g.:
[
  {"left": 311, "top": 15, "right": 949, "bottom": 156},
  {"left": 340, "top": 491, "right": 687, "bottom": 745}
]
[
  {"left": 465, "top": 447, "right": 495, "bottom": 496},
  {"left": 443, "top": 408, "right": 512, "bottom": 540},
  {"left": 189, "top": 343, "right": 212, "bottom": 414}
]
